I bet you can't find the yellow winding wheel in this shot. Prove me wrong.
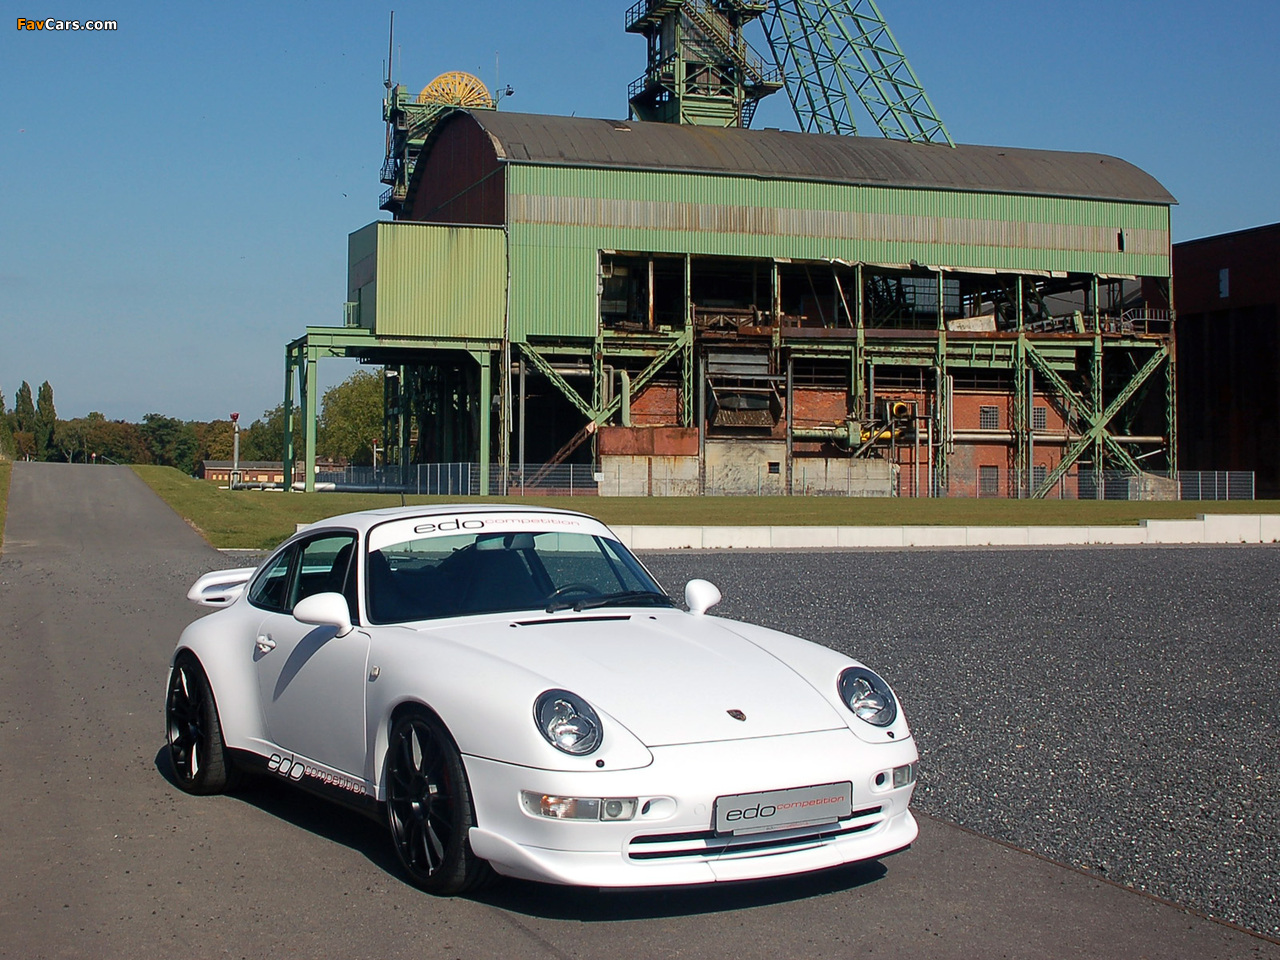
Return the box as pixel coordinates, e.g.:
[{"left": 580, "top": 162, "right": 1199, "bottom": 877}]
[{"left": 417, "top": 71, "right": 495, "bottom": 108}]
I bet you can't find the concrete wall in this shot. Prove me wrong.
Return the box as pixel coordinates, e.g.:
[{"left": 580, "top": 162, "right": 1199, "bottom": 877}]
[
  {"left": 792, "top": 457, "right": 897, "bottom": 497},
  {"left": 705, "top": 439, "right": 787, "bottom": 495},
  {"left": 600, "top": 445, "right": 896, "bottom": 497},
  {"left": 598, "top": 455, "right": 700, "bottom": 496}
]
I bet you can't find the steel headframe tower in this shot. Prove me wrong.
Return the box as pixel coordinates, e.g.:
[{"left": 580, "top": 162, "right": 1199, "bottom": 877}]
[
  {"left": 763, "top": 0, "right": 953, "bottom": 144},
  {"left": 627, "top": 0, "right": 784, "bottom": 128}
]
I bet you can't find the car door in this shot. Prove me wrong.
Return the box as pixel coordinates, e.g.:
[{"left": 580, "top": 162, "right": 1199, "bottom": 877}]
[{"left": 251, "top": 531, "right": 370, "bottom": 778}]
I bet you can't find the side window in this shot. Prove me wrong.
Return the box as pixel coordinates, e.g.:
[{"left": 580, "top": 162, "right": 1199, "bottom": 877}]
[
  {"left": 293, "top": 534, "right": 358, "bottom": 611},
  {"left": 248, "top": 547, "right": 296, "bottom": 613}
]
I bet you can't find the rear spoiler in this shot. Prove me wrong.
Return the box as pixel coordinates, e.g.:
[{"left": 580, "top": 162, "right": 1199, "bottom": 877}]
[{"left": 187, "top": 568, "right": 257, "bottom": 606}]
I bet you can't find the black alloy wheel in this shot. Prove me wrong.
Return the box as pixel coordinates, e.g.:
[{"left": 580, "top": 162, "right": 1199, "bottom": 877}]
[
  {"left": 166, "top": 653, "right": 239, "bottom": 795},
  {"left": 385, "top": 711, "right": 490, "bottom": 895}
]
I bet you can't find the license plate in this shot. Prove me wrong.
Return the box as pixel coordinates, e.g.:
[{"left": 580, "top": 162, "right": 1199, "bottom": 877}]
[{"left": 713, "top": 782, "right": 852, "bottom": 835}]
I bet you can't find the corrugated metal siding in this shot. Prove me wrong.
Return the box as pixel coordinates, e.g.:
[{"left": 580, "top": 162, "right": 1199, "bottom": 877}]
[
  {"left": 508, "top": 239, "right": 597, "bottom": 340},
  {"left": 509, "top": 192, "right": 1168, "bottom": 260},
  {"left": 347, "top": 223, "right": 379, "bottom": 330},
  {"left": 505, "top": 165, "right": 1170, "bottom": 332},
  {"left": 405, "top": 116, "right": 505, "bottom": 224},
  {"left": 370, "top": 222, "right": 506, "bottom": 340}
]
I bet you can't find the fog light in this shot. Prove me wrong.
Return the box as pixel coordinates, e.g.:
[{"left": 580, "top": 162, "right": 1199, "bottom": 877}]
[
  {"left": 602, "top": 798, "right": 638, "bottom": 821},
  {"left": 892, "top": 763, "right": 916, "bottom": 788},
  {"left": 521, "top": 791, "right": 637, "bottom": 821}
]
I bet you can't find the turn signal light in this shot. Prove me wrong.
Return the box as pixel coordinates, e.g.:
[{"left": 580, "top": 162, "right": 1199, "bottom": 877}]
[{"left": 521, "top": 792, "right": 638, "bottom": 821}]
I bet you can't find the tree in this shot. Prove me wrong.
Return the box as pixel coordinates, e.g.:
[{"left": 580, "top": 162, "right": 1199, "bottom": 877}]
[
  {"left": 87, "top": 418, "right": 149, "bottom": 464},
  {"left": 192, "top": 420, "right": 234, "bottom": 464},
  {"left": 0, "top": 387, "right": 13, "bottom": 457},
  {"left": 14, "top": 382, "right": 35, "bottom": 434},
  {"left": 34, "top": 380, "right": 56, "bottom": 460},
  {"left": 237, "top": 404, "right": 299, "bottom": 463},
  {"left": 53, "top": 418, "right": 90, "bottom": 462},
  {"left": 139, "top": 413, "right": 199, "bottom": 474},
  {"left": 318, "top": 368, "right": 384, "bottom": 466}
]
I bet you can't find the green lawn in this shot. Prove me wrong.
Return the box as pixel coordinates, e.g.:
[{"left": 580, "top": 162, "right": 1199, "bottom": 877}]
[
  {"left": 0, "top": 461, "right": 10, "bottom": 551},
  {"left": 133, "top": 465, "right": 1280, "bottom": 550}
]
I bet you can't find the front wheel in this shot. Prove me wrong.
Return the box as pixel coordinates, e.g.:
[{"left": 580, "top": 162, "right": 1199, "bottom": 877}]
[
  {"left": 385, "top": 711, "right": 491, "bottom": 895},
  {"left": 165, "top": 653, "right": 239, "bottom": 795}
]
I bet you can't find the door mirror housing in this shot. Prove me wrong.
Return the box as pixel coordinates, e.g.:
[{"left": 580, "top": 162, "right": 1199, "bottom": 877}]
[
  {"left": 684, "top": 579, "right": 722, "bottom": 616},
  {"left": 292, "top": 592, "right": 354, "bottom": 637}
]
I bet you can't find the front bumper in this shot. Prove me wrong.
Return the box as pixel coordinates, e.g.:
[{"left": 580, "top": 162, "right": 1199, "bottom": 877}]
[{"left": 464, "top": 728, "right": 918, "bottom": 887}]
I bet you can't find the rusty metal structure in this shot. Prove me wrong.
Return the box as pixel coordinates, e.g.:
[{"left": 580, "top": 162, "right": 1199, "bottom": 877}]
[{"left": 283, "top": 4, "right": 1177, "bottom": 498}]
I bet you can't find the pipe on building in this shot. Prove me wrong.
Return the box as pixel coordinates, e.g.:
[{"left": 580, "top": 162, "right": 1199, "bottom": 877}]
[{"left": 619, "top": 370, "right": 631, "bottom": 427}]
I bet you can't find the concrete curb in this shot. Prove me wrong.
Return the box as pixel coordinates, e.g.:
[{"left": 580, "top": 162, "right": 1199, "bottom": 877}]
[{"left": 611, "top": 514, "right": 1280, "bottom": 550}]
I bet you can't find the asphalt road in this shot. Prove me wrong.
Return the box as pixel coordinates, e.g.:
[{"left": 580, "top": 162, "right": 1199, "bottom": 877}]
[{"left": 1, "top": 462, "right": 1276, "bottom": 960}]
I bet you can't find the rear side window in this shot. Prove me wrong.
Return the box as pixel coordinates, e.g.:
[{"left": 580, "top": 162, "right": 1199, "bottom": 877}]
[
  {"left": 248, "top": 547, "right": 295, "bottom": 612},
  {"left": 247, "top": 532, "right": 358, "bottom": 617}
]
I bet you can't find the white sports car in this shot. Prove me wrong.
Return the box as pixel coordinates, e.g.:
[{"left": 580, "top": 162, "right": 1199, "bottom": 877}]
[{"left": 166, "top": 505, "right": 918, "bottom": 894}]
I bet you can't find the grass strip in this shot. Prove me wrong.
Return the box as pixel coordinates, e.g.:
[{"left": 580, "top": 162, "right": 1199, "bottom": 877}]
[{"left": 133, "top": 465, "right": 1280, "bottom": 550}]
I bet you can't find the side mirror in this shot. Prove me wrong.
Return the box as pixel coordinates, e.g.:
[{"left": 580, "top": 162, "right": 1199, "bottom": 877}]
[
  {"left": 684, "top": 579, "right": 722, "bottom": 616},
  {"left": 292, "top": 592, "right": 354, "bottom": 637}
]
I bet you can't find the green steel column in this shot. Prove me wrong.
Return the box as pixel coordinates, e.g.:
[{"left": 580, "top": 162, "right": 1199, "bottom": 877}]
[
  {"left": 592, "top": 336, "right": 604, "bottom": 466},
  {"left": 1014, "top": 277, "right": 1028, "bottom": 497},
  {"left": 382, "top": 368, "right": 394, "bottom": 486},
  {"left": 1166, "top": 333, "right": 1178, "bottom": 476},
  {"left": 303, "top": 345, "right": 318, "bottom": 493},
  {"left": 1166, "top": 273, "right": 1178, "bottom": 475},
  {"left": 682, "top": 254, "right": 693, "bottom": 427},
  {"left": 853, "top": 263, "right": 866, "bottom": 420},
  {"left": 473, "top": 351, "right": 491, "bottom": 495},
  {"left": 1092, "top": 276, "right": 1104, "bottom": 479},
  {"left": 934, "top": 269, "right": 947, "bottom": 496},
  {"left": 398, "top": 364, "right": 411, "bottom": 487},
  {"left": 283, "top": 343, "right": 296, "bottom": 492}
]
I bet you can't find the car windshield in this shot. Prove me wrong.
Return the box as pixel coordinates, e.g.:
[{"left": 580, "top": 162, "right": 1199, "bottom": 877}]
[{"left": 366, "top": 530, "right": 673, "bottom": 624}]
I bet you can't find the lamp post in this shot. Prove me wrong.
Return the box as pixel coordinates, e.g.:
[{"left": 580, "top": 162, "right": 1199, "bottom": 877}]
[{"left": 230, "top": 412, "right": 240, "bottom": 487}]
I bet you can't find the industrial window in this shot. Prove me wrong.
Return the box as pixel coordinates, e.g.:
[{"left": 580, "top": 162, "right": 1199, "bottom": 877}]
[
  {"left": 1033, "top": 465, "right": 1048, "bottom": 492},
  {"left": 1033, "top": 406, "right": 1048, "bottom": 431},
  {"left": 978, "top": 465, "right": 1000, "bottom": 498},
  {"left": 979, "top": 405, "right": 999, "bottom": 430},
  {"left": 767, "top": 462, "right": 780, "bottom": 475}
]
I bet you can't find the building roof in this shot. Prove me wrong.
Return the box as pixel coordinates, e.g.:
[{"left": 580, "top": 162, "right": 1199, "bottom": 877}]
[{"left": 461, "top": 111, "right": 1175, "bottom": 205}]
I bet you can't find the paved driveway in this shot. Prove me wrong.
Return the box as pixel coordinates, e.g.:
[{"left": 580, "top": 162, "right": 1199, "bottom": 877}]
[{"left": 0, "top": 462, "right": 1274, "bottom": 959}]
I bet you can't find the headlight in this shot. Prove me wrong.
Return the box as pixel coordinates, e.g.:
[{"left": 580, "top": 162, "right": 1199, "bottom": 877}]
[
  {"left": 534, "top": 689, "right": 603, "bottom": 755},
  {"left": 837, "top": 667, "right": 897, "bottom": 727}
]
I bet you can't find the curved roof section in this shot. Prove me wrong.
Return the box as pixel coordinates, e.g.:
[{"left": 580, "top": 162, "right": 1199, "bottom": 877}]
[{"left": 452, "top": 110, "right": 1174, "bottom": 206}]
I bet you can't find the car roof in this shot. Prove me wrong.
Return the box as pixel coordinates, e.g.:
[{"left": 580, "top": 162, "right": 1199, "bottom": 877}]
[{"left": 296, "top": 503, "right": 601, "bottom": 535}]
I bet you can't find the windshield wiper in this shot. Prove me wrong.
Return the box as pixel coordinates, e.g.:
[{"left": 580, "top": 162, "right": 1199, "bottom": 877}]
[{"left": 561, "top": 590, "right": 676, "bottom": 613}]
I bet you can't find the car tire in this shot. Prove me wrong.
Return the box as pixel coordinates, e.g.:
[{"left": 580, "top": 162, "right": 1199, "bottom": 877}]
[
  {"left": 166, "top": 652, "right": 240, "bottom": 795},
  {"left": 385, "top": 710, "right": 492, "bottom": 895}
]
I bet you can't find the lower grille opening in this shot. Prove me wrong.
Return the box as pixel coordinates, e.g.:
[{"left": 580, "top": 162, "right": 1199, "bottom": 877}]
[{"left": 628, "top": 805, "right": 884, "bottom": 861}]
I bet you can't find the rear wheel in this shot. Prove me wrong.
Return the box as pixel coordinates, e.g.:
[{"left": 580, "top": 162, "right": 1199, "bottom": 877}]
[
  {"left": 166, "top": 653, "right": 239, "bottom": 795},
  {"left": 385, "top": 711, "right": 490, "bottom": 895}
]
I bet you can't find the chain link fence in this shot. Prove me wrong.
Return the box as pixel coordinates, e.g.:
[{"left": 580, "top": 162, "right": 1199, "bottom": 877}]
[{"left": 315, "top": 463, "right": 1254, "bottom": 501}]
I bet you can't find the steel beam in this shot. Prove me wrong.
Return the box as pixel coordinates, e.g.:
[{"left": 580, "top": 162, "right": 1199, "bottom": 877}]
[{"left": 1035, "top": 343, "right": 1169, "bottom": 496}]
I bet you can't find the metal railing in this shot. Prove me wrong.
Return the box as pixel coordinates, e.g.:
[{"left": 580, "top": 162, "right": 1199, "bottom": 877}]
[
  {"left": 312, "top": 463, "right": 1253, "bottom": 502},
  {"left": 935, "top": 468, "right": 1253, "bottom": 501},
  {"left": 316, "top": 462, "right": 601, "bottom": 497}
]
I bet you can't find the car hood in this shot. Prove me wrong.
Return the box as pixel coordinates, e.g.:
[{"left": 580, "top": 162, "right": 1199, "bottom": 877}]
[{"left": 427, "top": 611, "right": 848, "bottom": 747}]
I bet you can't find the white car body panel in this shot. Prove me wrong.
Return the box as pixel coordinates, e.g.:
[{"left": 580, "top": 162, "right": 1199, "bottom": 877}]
[{"left": 171, "top": 504, "right": 919, "bottom": 888}]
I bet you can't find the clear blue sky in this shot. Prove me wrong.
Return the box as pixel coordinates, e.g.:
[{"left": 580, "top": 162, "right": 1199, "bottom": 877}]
[{"left": 3, "top": 0, "right": 1277, "bottom": 422}]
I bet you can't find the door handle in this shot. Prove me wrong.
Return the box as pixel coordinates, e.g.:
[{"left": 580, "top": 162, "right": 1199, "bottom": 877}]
[{"left": 256, "top": 635, "right": 277, "bottom": 654}]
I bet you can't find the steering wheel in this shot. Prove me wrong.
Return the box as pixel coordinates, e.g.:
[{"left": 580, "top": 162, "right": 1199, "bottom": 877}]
[{"left": 545, "top": 582, "right": 603, "bottom": 603}]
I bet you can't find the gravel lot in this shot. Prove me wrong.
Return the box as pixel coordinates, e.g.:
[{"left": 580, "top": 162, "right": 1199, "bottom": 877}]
[{"left": 643, "top": 547, "right": 1280, "bottom": 938}]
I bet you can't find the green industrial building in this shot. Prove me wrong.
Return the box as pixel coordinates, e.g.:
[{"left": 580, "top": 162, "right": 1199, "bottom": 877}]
[{"left": 284, "top": 3, "right": 1176, "bottom": 498}]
